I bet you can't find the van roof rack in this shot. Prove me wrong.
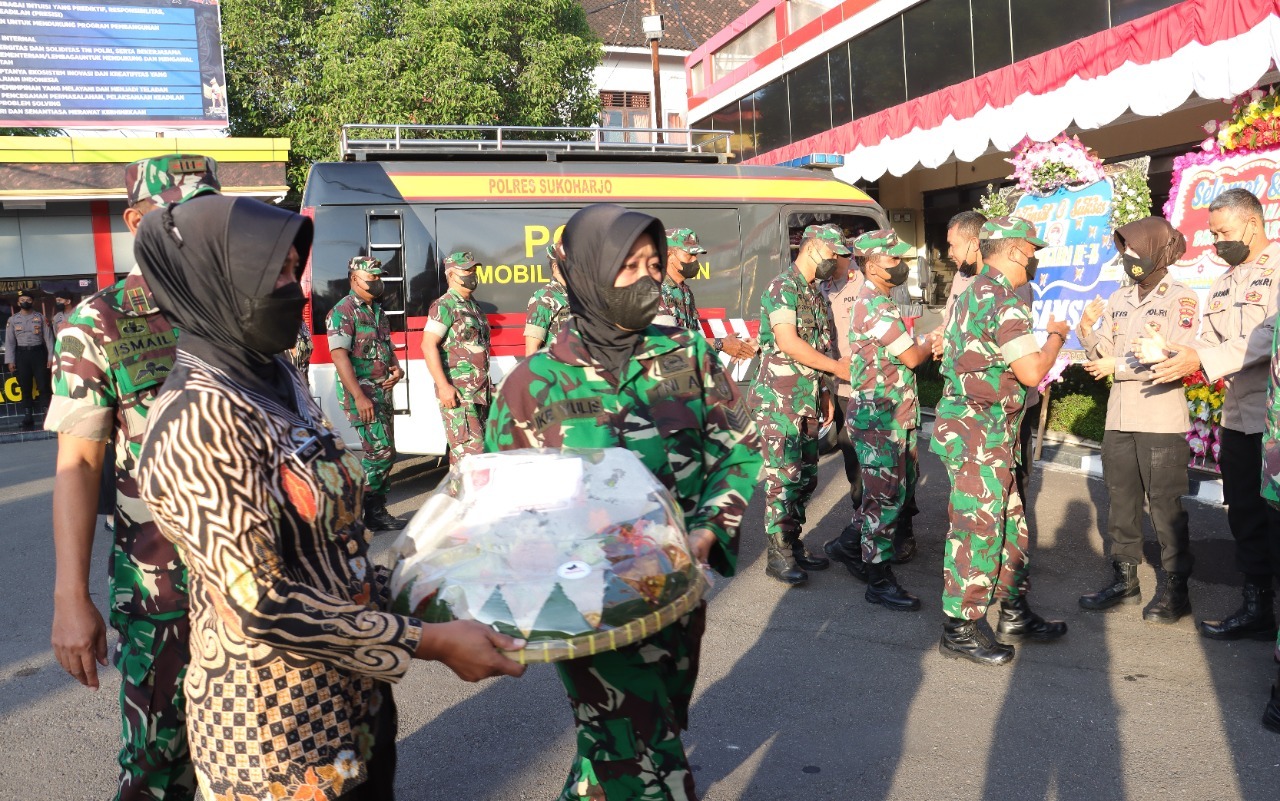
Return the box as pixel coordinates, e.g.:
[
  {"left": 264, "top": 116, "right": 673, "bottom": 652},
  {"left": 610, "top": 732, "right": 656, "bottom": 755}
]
[{"left": 339, "top": 124, "right": 734, "bottom": 164}]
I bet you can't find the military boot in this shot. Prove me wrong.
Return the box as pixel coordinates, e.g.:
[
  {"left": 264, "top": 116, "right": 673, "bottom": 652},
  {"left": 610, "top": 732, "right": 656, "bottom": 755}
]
[
  {"left": 791, "top": 540, "right": 830, "bottom": 571},
  {"left": 823, "top": 528, "right": 869, "bottom": 582},
  {"left": 765, "top": 542, "right": 807, "bottom": 586},
  {"left": 864, "top": 561, "right": 921, "bottom": 612},
  {"left": 1144, "top": 573, "right": 1191, "bottom": 624},
  {"left": 364, "top": 494, "right": 407, "bottom": 532},
  {"left": 1200, "top": 582, "right": 1277, "bottom": 641},
  {"left": 1264, "top": 667, "right": 1280, "bottom": 735},
  {"left": 1079, "top": 560, "right": 1140, "bottom": 611},
  {"left": 995, "top": 596, "right": 1067, "bottom": 643},
  {"left": 939, "top": 616, "right": 1014, "bottom": 666},
  {"left": 891, "top": 514, "right": 917, "bottom": 565}
]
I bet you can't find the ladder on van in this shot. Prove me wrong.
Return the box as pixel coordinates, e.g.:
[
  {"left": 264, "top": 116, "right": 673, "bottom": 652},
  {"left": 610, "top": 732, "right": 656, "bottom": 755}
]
[{"left": 338, "top": 124, "right": 735, "bottom": 163}]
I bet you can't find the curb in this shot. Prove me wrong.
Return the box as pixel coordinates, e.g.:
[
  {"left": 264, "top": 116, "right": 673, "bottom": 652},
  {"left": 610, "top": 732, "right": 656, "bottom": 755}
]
[{"left": 0, "top": 428, "right": 56, "bottom": 446}]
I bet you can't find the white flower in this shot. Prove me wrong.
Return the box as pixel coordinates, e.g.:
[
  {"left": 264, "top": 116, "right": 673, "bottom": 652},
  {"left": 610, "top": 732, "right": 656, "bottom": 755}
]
[
  {"left": 334, "top": 750, "right": 360, "bottom": 779},
  {"left": 1251, "top": 88, "right": 1266, "bottom": 104},
  {"left": 1203, "top": 119, "right": 1218, "bottom": 134}
]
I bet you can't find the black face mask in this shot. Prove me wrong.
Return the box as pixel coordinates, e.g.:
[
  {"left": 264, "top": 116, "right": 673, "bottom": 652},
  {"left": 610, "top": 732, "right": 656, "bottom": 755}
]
[
  {"left": 1019, "top": 253, "right": 1039, "bottom": 282},
  {"left": 55, "top": 302, "right": 66, "bottom": 311},
  {"left": 18, "top": 300, "right": 32, "bottom": 310},
  {"left": 1122, "top": 253, "right": 1157, "bottom": 284},
  {"left": 602, "top": 275, "right": 660, "bottom": 331},
  {"left": 678, "top": 259, "right": 700, "bottom": 280},
  {"left": 885, "top": 262, "right": 911, "bottom": 287},
  {"left": 813, "top": 257, "right": 838, "bottom": 281},
  {"left": 362, "top": 277, "right": 385, "bottom": 298},
  {"left": 956, "top": 243, "right": 979, "bottom": 277},
  {"left": 241, "top": 283, "right": 307, "bottom": 354},
  {"left": 457, "top": 273, "right": 478, "bottom": 291},
  {"left": 1215, "top": 239, "right": 1251, "bottom": 267}
]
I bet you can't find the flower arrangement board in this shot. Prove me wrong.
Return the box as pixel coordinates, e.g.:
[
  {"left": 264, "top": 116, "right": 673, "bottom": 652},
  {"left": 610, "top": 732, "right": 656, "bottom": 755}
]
[
  {"left": 1012, "top": 179, "right": 1121, "bottom": 361},
  {"left": 388, "top": 448, "right": 707, "bottom": 664}
]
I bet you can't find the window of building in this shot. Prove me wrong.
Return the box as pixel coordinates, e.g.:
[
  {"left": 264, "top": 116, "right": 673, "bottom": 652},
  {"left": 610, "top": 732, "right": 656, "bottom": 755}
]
[
  {"left": 1010, "top": 0, "right": 1108, "bottom": 62},
  {"left": 711, "top": 11, "right": 777, "bottom": 83},
  {"left": 787, "top": 0, "right": 841, "bottom": 33},
  {"left": 690, "top": 60, "right": 706, "bottom": 96},
  {"left": 752, "top": 76, "right": 791, "bottom": 153},
  {"left": 904, "top": 0, "right": 974, "bottom": 99},
  {"left": 829, "top": 44, "right": 853, "bottom": 127},
  {"left": 1111, "top": 0, "right": 1183, "bottom": 26},
  {"left": 600, "top": 91, "right": 652, "bottom": 143},
  {"left": 789, "top": 53, "right": 832, "bottom": 143},
  {"left": 738, "top": 95, "right": 758, "bottom": 161},
  {"left": 971, "top": 0, "right": 1014, "bottom": 76},
  {"left": 851, "top": 16, "right": 907, "bottom": 120}
]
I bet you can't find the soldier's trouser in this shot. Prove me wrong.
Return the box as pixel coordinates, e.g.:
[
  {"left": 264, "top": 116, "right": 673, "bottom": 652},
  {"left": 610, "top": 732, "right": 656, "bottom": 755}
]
[
  {"left": 941, "top": 459, "right": 1029, "bottom": 620},
  {"left": 758, "top": 409, "right": 819, "bottom": 544},
  {"left": 833, "top": 400, "right": 864, "bottom": 511},
  {"left": 345, "top": 393, "right": 395, "bottom": 496},
  {"left": 853, "top": 430, "right": 917, "bottom": 564},
  {"left": 14, "top": 345, "right": 51, "bottom": 415},
  {"left": 109, "top": 611, "right": 195, "bottom": 801},
  {"left": 442, "top": 402, "right": 488, "bottom": 466},
  {"left": 1101, "top": 430, "right": 1193, "bottom": 575},
  {"left": 1220, "top": 428, "right": 1280, "bottom": 583},
  {"left": 1015, "top": 399, "right": 1040, "bottom": 501},
  {"left": 557, "top": 604, "right": 707, "bottom": 801}
]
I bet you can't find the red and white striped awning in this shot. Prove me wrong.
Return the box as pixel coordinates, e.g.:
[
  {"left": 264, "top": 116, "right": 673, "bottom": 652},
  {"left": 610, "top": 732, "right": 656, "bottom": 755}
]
[{"left": 746, "top": 0, "right": 1280, "bottom": 182}]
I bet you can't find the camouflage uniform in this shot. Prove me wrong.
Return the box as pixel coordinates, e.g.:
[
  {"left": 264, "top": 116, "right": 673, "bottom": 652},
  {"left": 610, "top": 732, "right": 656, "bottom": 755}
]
[
  {"left": 485, "top": 324, "right": 762, "bottom": 801},
  {"left": 326, "top": 258, "right": 399, "bottom": 495},
  {"left": 653, "top": 228, "right": 706, "bottom": 330},
  {"left": 1264, "top": 313, "right": 1280, "bottom": 659},
  {"left": 288, "top": 321, "right": 313, "bottom": 386},
  {"left": 425, "top": 252, "right": 491, "bottom": 465},
  {"left": 748, "top": 227, "right": 846, "bottom": 556},
  {"left": 844, "top": 271, "right": 920, "bottom": 565},
  {"left": 44, "top": 153, "right": 220, "bottom": 801},
  {"left": 930, "top": 248, "right": 1043, "bottom": 620},
  {"left": 525, "top": 279, "right": 571, "bottom": 349}
]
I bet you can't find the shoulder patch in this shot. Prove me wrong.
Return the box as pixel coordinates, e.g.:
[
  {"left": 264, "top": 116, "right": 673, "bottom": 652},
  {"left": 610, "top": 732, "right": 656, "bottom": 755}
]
[
  {"left": 61, "top": 336, "right": 85, "bottom": 361},
  {"left": 1246, "top": 290, "right": 1263, "bottom": 303}
]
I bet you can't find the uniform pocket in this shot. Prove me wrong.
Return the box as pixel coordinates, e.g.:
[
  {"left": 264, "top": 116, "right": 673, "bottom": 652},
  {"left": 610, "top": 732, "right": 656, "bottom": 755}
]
[{"left": 1150, "top": 442, "right": 1189, "bottom": 469}]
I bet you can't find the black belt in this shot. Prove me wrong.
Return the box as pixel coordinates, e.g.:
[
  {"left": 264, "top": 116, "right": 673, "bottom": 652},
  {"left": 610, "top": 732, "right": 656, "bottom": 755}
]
[{"left": 16, "top": 345, "right": 47, "bottom": 352}]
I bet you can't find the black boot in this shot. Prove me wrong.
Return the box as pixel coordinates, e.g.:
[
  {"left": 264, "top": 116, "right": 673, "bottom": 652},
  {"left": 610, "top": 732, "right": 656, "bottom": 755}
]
[
  {"left": 939, "top": 616, "right": 1014, "bottom": 666},
  {"left": 864, "top": 561, "right": 921, "bottom": 612},
  {"left": 1144, "top": 573, "right": 1191, "bottom": 624},
  {"left": 792, "top": 540, "right": 830, "bottom": 571},
  {"left": 765, "top": 544, "right": 807, "bottom": 586},
  {"left": 1079, "top": 560, "right": 1140, "bottom": 611},
  {"left": 891, "top": 514, "right": 917, "bottom": 565},
  {"left": 364, "top": 494, "right": 406, "bottom": 532},
  {"left": 823, "top": 533, "right": 869, "bottom": 582},
  {"left": 1264, "top": 668, "right": 1280, "bottom": 734},
  {"left": 995, "top": 596, "right": 1067, "bottom": 644},
  {"left": 1200, "top": 583, "right": 1277, "bottom": 641}
]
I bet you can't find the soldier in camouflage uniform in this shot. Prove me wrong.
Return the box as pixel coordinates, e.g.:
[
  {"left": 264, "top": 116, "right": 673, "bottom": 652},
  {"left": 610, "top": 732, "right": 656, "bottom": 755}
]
[
  {"left": 1260, "top": 290, "right": 1280, "bottom": 731},
  {"left": 486, "top": 204, "right": 761, "bottom": 801},
  {"left": 931, "top": 217, "right": 1069, "bottom": 666},
  {"left": 47, "top": 154, "right": 220, "bottom": 801},
  {"left": 423, "top": 252, "right": 491, "bottom": 465},
  {"left": 655, "top": 227, "right": 756, "bottom": 360},
  {"left": 824, "top": 230, "right": 929, "bottom": 611},
  {"left": 750, "top": 224, "right": 850, "bottom": 585},
  {"left": 524, "top": 235, "right": 572, "bottom": 355},
  {"left": 326, "top": 256, "right": 406, "bottom": 531}
]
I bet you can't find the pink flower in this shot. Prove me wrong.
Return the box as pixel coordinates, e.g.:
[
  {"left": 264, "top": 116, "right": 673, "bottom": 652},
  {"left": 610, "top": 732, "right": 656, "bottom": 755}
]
[{"left": 1202, "top": 119, "right": 1218, "bottom": 134}]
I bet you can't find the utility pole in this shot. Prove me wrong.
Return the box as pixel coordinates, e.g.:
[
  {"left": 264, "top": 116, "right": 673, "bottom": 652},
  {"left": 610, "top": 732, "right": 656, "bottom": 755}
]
[{"left": 643, "top": 1, "right": 665, "bottom": 145}]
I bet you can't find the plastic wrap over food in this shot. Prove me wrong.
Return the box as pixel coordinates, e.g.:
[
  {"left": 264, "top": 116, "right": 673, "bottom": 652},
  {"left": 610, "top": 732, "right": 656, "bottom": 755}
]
[{"left": 389, "top": 448, "right": 707, "bottom": 663}]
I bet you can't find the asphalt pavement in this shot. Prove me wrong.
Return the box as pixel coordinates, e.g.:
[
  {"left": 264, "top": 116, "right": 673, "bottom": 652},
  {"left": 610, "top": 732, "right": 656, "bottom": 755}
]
[{"left": 2, "top": 437, "right": 1278, "bottom": 800}]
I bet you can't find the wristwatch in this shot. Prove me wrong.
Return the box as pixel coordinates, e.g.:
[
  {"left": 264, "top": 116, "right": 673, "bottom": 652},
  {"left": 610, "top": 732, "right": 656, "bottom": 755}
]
[{"left": 712, "top": 337, "right": 723, "bottom": 352}]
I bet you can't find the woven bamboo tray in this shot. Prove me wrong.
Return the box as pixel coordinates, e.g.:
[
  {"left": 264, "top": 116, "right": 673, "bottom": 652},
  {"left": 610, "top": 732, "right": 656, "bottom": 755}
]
[{"left": 499, "top": 571, "right": 709, "bottom": 664}]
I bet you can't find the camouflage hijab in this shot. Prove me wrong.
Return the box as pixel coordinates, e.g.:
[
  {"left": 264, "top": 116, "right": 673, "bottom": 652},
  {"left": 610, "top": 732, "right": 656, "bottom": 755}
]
[{"left": 561, "top": 203, "right": 667, "bottom": 377}]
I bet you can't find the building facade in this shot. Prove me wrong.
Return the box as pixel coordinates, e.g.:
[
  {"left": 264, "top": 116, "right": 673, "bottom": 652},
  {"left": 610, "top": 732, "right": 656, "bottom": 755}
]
[{"left": 686, "top": 0, "right": 1277, "bottom": 307}]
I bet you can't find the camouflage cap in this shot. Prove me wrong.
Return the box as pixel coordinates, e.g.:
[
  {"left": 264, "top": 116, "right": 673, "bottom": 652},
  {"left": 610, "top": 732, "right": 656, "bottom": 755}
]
[
  {"left": 546, "top": 230, "right": 565, "bottom": 262},
  {"left": 851, "top": 228, "right": 913, "bottom": 258},
  {"left": 444, "top": 251, "right": 480, "bottom": 272},
  {"left": 124, "top": 154, "right": 220, "bottom": 207},
  {"left": 979, "top": 216, "right": 1048, "bottom": 248},
  {"left": 801, "top": 223, "right": 851, "bottom": 255},
  {"left": 665, "top": 227, "right": 707, "bottom": 255},
  {"left": 348, "top": 256, "right": 384, "bottom": 276}
]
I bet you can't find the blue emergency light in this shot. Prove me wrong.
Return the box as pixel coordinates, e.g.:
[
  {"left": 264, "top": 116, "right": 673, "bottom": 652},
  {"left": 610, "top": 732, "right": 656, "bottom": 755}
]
[{"left": 776, "top": 153, "right": 845, "bottom": 170}]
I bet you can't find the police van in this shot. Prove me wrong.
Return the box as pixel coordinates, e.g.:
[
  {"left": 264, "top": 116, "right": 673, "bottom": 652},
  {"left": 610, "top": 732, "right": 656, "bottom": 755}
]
[{"left": 300, "top": 124, "right": 892, "bottom": 457}]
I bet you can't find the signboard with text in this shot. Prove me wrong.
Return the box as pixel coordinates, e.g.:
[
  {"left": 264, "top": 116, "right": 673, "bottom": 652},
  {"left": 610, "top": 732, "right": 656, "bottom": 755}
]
[
  {"left": 1165, "top": 147, "right": 1280, "bottom": 295},
  {"left": 1014, "top": 180, "right": 1122, "bottom": 358},
  {"left": 0, "top": 0, "right": 228, "bottom": 126}
]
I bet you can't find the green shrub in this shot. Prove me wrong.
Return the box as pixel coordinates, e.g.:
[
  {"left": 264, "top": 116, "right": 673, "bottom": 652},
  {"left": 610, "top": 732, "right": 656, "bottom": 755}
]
[{"left": 1045, "top": 391, "right": 1107, "bottom": 441}]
